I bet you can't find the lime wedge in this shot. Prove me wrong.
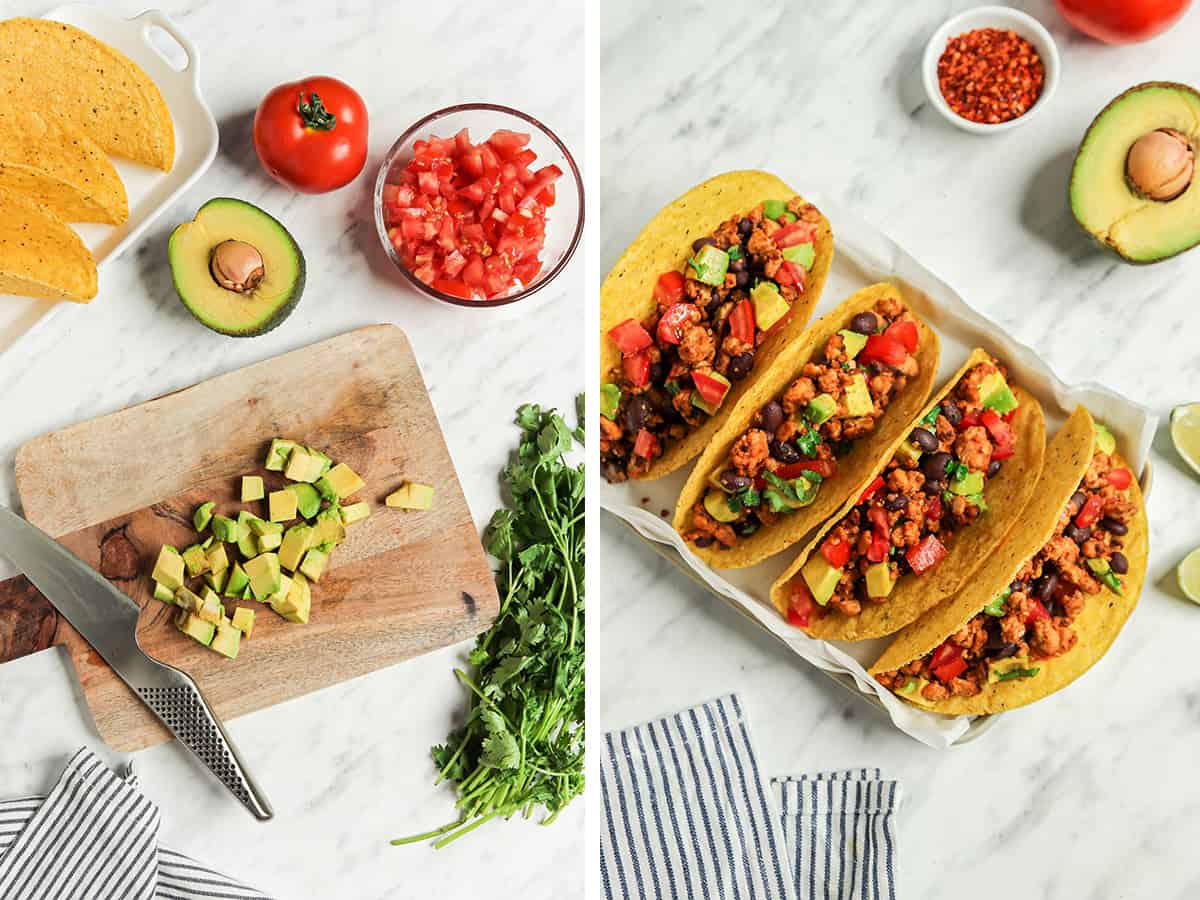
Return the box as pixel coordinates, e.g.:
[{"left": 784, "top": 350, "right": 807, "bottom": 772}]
[
  {"left": 1177, "top": 547, "right": 1200, "bottom": 604},
  {"left": 1171, "top": 403, "right": 1200, "bottom": 477}
]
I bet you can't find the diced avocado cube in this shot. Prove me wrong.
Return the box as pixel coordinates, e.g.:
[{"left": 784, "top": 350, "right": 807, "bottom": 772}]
[
  {"left": 210, "top": 621, "right": 241, "bottom": 659},
  {"left": 286, "top": 482, "right": 322, "bottom": 519},
  {"left": 181, "top": 544, "right": 209, "bottom": 577},
  {"left": 200, "top": 535, "right": 214, "bottom": 550},
  {"left": 1093, "top": 422, "right": 1117, "bottom": 455},
  {"left": 312, "top": 507, "right": 346, "bottom": 546},
  {"left": 231, "top": 606, "right": 255, "bottom": 638},
  {"left": 248, "top": 518, "right": 282, "bottom": 537},
  {"left": 279, "top": 524, "right": 314, "bottom": 571},
  {"left": 237, "top": 522, "right": 259, "bottom": 560},
  {"left": 838, "top": 329, "right": 868, "bottom": 359},
  {"left": 385, "top": 482, "right": 435, "bottom": 510},
  {"left": 258, "top": 531, "right": 282, "bottom": 552},
  {"left": 204, "top": 567, "right": 229, "bottom": 594},
  {"left": 174, "top": 585, "right": 205, "bottom": 613},
  {"left": 750, "top": 281, "right": 789, "bottom": 331},
  {"left": 268, "top": 489, "right": 298, "bottom": 523},
  {"left": 152, "top": 580, "right": 176, "bottom": 604},
  {"left": 340, "top": 502, "right": 370, "bottom": 525},
  {"left": 244, "top": 553, "right": 282, "bottom": 600},
  {"left": 844, "top": 373, "right": 873, "bottom": 417},
  {"left": 703, "top": 489, "right": 739, "bottom": 524},
  {"left": 782, "top": 241, "right": 815, "bottom": 270},
  {"left": 205, "top": 542, "right": 229, "bottom": 574},
  {"left": 241, "top": 475, "right": 265, "bottom": 502},
  {"left": 950, "top": 470, "right": 985, "bottom": 496},
  {"left": 193, "top": 501, "right": 215, "bottom": 533},
  {"left": 177, "top": 611, "right": 216, "bottom": 647},
  {"left": 1086, "top": 557, "right": 1111, "bottom": 576},
  {"left": 284, "top": 447, "right": 325, "bottom": 483},
  {"left": 162, "top": 544, "right": 180, "bottom": 556},
  {"left": 314, "top": 476, "right": 338, "bottom": 503},
  {"left": 224, "top": 563, "right": 250, "bottom": 597},
  {"left": 272, "top": 572, "right": 310, "bottom": 623},
  {"left": 600, "top": 382, "right": 621, "bottom": 420},
  {"left": 306, "top": 447, "right": 333, "bottom": 475},
  {"left": 894, "top": 438, "right": 923, "bottom": 466},
  {"left": 151, "top": 546, "right": 185, "bottom": 591},
  {"left": 210, "top": 515, "right": 239, "bottom": 543},
  {"left": 264, "top": 438, "right": 298, "bottom": 472},
  {"left": 865, "top": 562, "right": 896, "bottom": 598},
  {"left": 807, "top": 393, "right": 837, "bottom": 425},
  {"left": 266, "top": 572, "right": 293, "bottom": 607},
  {"left": 198, "top": 590, "right": 224, "bottom": 625},
  {"left": 802, "top": 553, "right": 842, "bottom": 606},
  {"left": 241, "top": 584, "right": 254, "bottom": 601},
  {"left": 979, "top": 371, "right": 1018, "bottom": 414},
  {"left": 299, "top": 548, "right": 330, "bottom": 582},
  {"left": 322, "top": 463, "right": 365, "bottom": 500}
]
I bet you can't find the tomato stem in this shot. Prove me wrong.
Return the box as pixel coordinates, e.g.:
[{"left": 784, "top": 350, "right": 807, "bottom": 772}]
[{"left": 297, "top": 91, "right": 337, "bottom": 130}]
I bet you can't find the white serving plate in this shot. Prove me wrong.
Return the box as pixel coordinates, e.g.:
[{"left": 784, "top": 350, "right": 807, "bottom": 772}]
[
  {"left": 0, "top": 4, "right": 218, "bottom": 353},
  {"left": 600, "top": 196, "right": 1157, "bottom": 749}
]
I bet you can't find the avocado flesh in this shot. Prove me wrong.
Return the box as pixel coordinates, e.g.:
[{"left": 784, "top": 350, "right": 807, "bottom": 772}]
[
  {"left": 168, "top": 197, "right": 305, "bottom": 336},
  {"left": 1070, "top": 83, "right": 1200, "bottom": 263}
]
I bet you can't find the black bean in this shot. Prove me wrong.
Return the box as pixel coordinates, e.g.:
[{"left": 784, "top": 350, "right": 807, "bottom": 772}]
[
  {"left": 1100, "top": 517, "right": 1128, "bottom": 536},
  {"left": 1046, "top": 598, "right": 1062, "bottom": 618},
  {"left": 735, "top": 270, "right": 751, "bottom": 288},
  {"left": 1069, "top": 491, "right": 1087, "bottom": 513},
  {"left": 941, "top": 400, "right": 961, "bottom": 427},
  {"left": 649, "top": 360, "right": 667, "bottom": 384},
  {"left": 1009, "top": 580, "right": 1027, "bottom": 594},
  {"left": 727, "top": 352, "right": 754, "bottom": 381},
  {"left": 602, "top": 461, "right": 625, "bottom": 483},
  {"left": 738, "top": 217, "right": 753, "bottom": 237},
  {"left": 621, "top": 395, "right": 651, "bottom": 433},
  {"left": 992, "top": 642, "right": 1019, "bottom": 660},
  {"left": 1110, "top": 552, "right": 1129, "bottom": 575},
  {"left": 760, "top": 400, "right": 785, "bottom": 434},
  {"left": 894, "top": 553, "right": 912, "bottom": 575},
  {"left": 729, "top": 256, "right": 747, "bottom": 273},
  {"left": 987, "top": 459, "right": 1002, "bottom": 478},
  {"left": 922, "top": 478, "right": 944, "bottom": 495},
  {"left": 1034, "top": 572, "right": 1058, "bottom": 601},
  {"left": 770, "top": 439, "right": 801, "bottom": 464},
  {"left": 849, "top": 312, "right": 878, "bottom": 335},
  {"left": 691, "top": 236, "right": 716, "bottom": 252},
  {"left": 693, "top": 535, "right": 714, "bottom": 548},
  {"left": 911, "top": 427, "right": 938, "bottom": 452},
  {"left": 1064, "top": 524, "right": 1091, "bottom": 545},
  {"left": 886, "top": 494, "right": 908, "bottom": 511},
  {"left": 922, "top": 451, "right": 951, "bottom": 481},
  {"left": 721, "top": 471, "right": 752, "bottom": 492}
]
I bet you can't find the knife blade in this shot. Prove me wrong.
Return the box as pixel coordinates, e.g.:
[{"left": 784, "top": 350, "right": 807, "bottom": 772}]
[{"left": 0, "top": 506, "right": 273, "bottom": 820}]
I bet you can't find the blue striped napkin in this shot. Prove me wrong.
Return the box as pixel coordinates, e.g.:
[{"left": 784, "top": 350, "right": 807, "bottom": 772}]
[
  {"left": 600, "top": 696, "right": 903, "bottom": 900},
  {"left": 0, "top": 748, "right": 271, "bottom": 900}
]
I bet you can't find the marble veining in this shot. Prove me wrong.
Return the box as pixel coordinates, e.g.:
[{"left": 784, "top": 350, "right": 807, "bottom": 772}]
[
  {"left": 601, "top": 1, "right": 1200, "bottom": 897},
  {"left": 0, "top": 0, "right": 583, "bottom": 896}
]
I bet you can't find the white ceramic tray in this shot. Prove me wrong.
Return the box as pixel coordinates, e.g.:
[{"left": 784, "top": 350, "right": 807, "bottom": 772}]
[
  {"left": 600, "top": 196, "right": 1156, "bottom": 749},
  {"left": 0, "top": 4, "right": 218, "bottom": 353}
]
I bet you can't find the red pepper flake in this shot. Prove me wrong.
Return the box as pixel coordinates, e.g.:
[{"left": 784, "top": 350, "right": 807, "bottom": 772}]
[{"left": 937, "top": 28, "right": 1044, "bottom": 124}]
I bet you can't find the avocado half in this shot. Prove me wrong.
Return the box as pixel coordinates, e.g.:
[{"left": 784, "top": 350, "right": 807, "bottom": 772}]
[
  {"left": 168, "top": 197, "right": 305, "bottom": 336},
  {"left": 1070, "top": 82, "right": 1200, "bottom": 264}
]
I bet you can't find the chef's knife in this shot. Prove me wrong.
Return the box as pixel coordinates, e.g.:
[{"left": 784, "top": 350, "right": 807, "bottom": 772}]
[{"left": 0, "top": 506, "right": 272, "bottom": 820}]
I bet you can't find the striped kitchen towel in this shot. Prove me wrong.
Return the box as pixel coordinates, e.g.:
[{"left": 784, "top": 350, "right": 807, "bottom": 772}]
[
  {"left": 0, "top": 747, "right": 271, "bottom": 900},
  {"left": 600, "top": 693, "right": 796, "bottom": 900},
  {"left": 773, "top": 770, "right": 902, "bottom": 900}
]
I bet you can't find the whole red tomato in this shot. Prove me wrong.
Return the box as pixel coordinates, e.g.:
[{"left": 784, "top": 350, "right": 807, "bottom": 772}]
[
  {"left": 1055, "top": 0, "right": 1190, "bottom": 43},
  {"left": 253, "top": 76, "right": 368, "bottom": 193}
]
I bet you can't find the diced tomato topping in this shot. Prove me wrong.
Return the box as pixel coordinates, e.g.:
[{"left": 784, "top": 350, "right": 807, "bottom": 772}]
[
  {"left": 1107, "top": 467, "right": 1133, "bottom": 489},
  {"left": 991, "top": 442, "right": 1016, "bottom": 461},
  {"left": 729, "top": 299, "right": 757, "bottom": 346},
  {"left": 858, "top": 334, "right": 908, "bottom": 368},
  {"left": 932, "top": 655, "right": 968, "bottom": 684},
  {"left": 632, "top": 428, "right": 659, "bottom": 459},
  {"left": 820, "top": 539, "right": 851, "bottom": 569},
  {"left": 788, "top": 580, "right": 817, "bottom": 628},
  {"left": 773, "top": 220, "right": 818, "bottom": 248},
  {"left": 867, "top": 533, "right": 890, "bottom": 564},
  {"left": 1025, "top": 598, "right": 1050, "bottom": 625},
  {"left": 622, "top": 351, "right": 650, "bottom": 388},
  {"left": 775, "top": 458, "right": 837, "bottom": 480},
  {"left": 883, "top": 319, "right": 919, "bottom": 353},
  {"left": 925, "top": 494, "right": 943, "bottom": 520},
  {"left": 905, "top": 534, "right": 947, "bottom": 574},
  {"left": 608, "top": 319, "right": 653, "bottom": 356},
  {"left": 487, "top": 129, "right": 531, "bottom": 159},
  {"left": 654, "top": 271, "right": 686, "bottom": 307},
  {"left": 980, "top": 409, "right": 1014, "bottom": 446},
  {"left": 657, "top": 303, "right": 693, "bottom": 345},
  {"left": 858, "top": 475, "right": 885, "bottom": 504},
  {"left": 431, "top": 278, "right": 471, "bottom": 299},
  {"left": 1075, "top": 494, "right": 1104, "bottom": 528},
  {"left": 692, "top": 370, "right": 730, "bottom": 407},
  {"left": 774, "top": 260, "right": 807, "bottom": 289},
  {"left": 958, "top": 410, "right": 981, "bottom": 429},
  {"left": 930, "top": 641, "right": 961, "bottom": 669}
]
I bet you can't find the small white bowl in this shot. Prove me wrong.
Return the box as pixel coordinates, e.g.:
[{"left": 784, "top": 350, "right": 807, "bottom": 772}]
[{"left": 922, "top": 5, "right": 1060, "bottom": 134}]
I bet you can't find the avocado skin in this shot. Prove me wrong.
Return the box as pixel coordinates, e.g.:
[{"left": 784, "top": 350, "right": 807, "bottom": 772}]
[
  {"left": 1068, "top": 81, "right": 1200, "bottom": 265},
  {"left": 168, "top": 197, "right": 306, "bottom": 337}
]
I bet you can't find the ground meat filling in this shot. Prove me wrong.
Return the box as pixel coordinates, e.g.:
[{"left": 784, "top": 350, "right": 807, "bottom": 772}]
[
  {"left": 786, "top": 359, "right": 1019, "bottom": 625},
  {"left": 681, "top": 297, "right": 922, "bottom": 550},
  {"left": 600, "top": 197, "right": 824, "bottom": 483},
  {"left": 876, "top": 447, "right": 1136, "bottom": 701}
]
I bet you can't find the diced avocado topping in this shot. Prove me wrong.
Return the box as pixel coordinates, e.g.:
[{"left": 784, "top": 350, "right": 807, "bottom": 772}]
[
  {"left": 284, "top": 447, "right": 325, "bottom": 483},
  {"left": 1093, "top": 422, "right": 1117, "bottom": 455},
  {"left": 279, "top": 524, "right": 315, "bottom": 571},
  {"left": 838, "top": 329, "right": 868, "bottom": 359},
  {"left": 237, "top": 512, "right": 260, "bottom": 560},
  {"left": 273, "top": 571, "right": 311, "bottom": 624},
  {"left": 750, "top": 281, "right": 789, "bottom": 331},
  {"left": 264, "top": 438, "right": 297, "bottom": 472},
  {"left": 299, "top": 548, "right": 330, "bottom": 582},
  {"left": 807, "top": 393, "right": 836, "bottom": 425},
  {"left": 177, "top": 612, "right": 216, "bottom": 647},
  {"left": 224, "top": 563, "right": 250, "bottom": 597},
  {"left": 247, "top": 518, "right": 282, "bottom": 537},
  {"left": 152, "top": 580, "right": 176, "bottom": 604},
  {"left": 322, "top": 463, "right": 365, "bottom": 500},
  {"left": 782, "top": 241, "right": 815, "bottom": 270},
  {"left": 600, "top": 383, "right": 621, "bottom": 420},
  {"left": 763, "top": 199, "right": 788, "bottom": 219},
  {"left": 761, "top": 471, "right": 819, "bottom": 512},
  {"left": 894, "top": 439, "right": 923, "bottom": 466},
  {"left": 802, "top": 553, "right": 842, "bottom": 606},
  {"left": 865, "top": 562, "right": 895, "bottom": 598},
  {"left": 689, "top": 244, "right": 729, "bottom": 286},
  {"left": 268, "top": 489, "right": 298, "bottom": 523},
  {"left": 286, "top": 482, "right": 322, "bottom": 519},
  {"left": 314, "top": 476, "right": 338, "bottom": 503},
  {"left": 210, "top": 621, "right": 241, "bottom": 659},
  {"left": 193, "top": 502, "right": 215, "bottom": 533},
  {"left": 1087, "top": 557, "right": 1123, "bottom": 594},
  {"left": 181, "top": 544, "right": 209, "bottom": 577},
  {"left": 211, "top": 515, "right": 239, "bottom": 543},
  {"left": 200, "top": 535, "right": 214, "bottom": 550},
  {"left": 244, "top": 552, "right": 282, "bottom": 600},
  {"left": 267, "top": 572, "right": 294, "bottom": 607},
  {"left": 950, "top": 470, "right": 985, "bottom": 496},
  {"left": 897, "top": 677, "right": 920, "bottom": 695},
  {"left": 978, "top": 370, "right": 1018, "bottom": 414},
  {"left": 844, "top": 373, "right": 873, "bottom": 417},
  {"left": 231, "top": 606, "right": 255, "bottom": 638},
  {"left": 340, "top": 502, "right": 370, "bottom": 525},
  {"left": 703, "top": 489, "right": 740, "bottom": 524},
  {"left": 386, "top": 482, "right": 435, "bottom": 510},
  {"left": 151, "top": 546, "right": 185, "bottom": 591},
  {"left": 241, "top": 475, "right": 265, "bottom": 502}
]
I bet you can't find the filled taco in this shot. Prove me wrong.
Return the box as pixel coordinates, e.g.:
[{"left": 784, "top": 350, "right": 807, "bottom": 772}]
[
  {"left": 599, "top": 171, "right": 833, "bottom": 483},
  {"left": 769, "top": 349, "right": 1046, "bottom": 640},
  {"left": 673, "top": 284, "right": 940, "bottom": 568},
  {"left": 870, "top": 407, "right": 1146, "bottom": 714}
]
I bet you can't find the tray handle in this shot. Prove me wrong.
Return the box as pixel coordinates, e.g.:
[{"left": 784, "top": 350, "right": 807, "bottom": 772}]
[{"left": 132, "top": 9, "right": 200, "bottom": 81}]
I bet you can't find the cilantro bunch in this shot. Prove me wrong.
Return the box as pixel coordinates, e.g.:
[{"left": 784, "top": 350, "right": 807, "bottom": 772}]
[{"left": 393, "top": 400, "right": 585, "bottom": 848}]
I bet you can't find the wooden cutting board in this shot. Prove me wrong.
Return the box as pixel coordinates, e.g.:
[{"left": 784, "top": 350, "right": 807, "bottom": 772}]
[{"left": 0, "top": 325, "right": 499, "bottom": 752}]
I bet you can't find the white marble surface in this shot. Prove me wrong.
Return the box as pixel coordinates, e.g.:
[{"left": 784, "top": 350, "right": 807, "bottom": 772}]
[
  {"left": 601, "top": 2, "right": 1200, "bottom": 898},
  {"left": 0, "top": 1, "right": 583, "bottom": 896}
]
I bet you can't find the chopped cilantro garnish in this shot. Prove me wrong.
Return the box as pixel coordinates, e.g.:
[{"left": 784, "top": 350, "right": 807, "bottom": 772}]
[
  {"left": 995, "top": 666, "right": 1040, "bottom": 682},
  {"left": 984, "top": 588, "right": 1011, "bottom": 616},
  {"left": 947, "top": 460, "right": 969, "bottom": 482},
  {"left": 665, "top": 381, "right": 680, "bottom": 396},
  {"left": 727, "top": 245, "right": 743, "bottom": 260},
  {"left": 795, "top": 428, "right": 821, "bottom": 459},
  {"left": 921, "top": 405, "right": 941, "bottom": 427}
]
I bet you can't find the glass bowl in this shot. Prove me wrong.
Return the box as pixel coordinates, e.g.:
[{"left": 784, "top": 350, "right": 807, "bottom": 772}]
[{"left": 373, "top": 102, "right": 584, "bottom": 308}]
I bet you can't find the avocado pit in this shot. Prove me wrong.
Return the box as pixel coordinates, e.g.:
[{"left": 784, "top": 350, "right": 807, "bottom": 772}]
[
  {"left": 210, "top": 239, "right": 265, "bottom": 293},
  {"left": 1126, "top": 128, "right": 1194, "bottom": 201}
]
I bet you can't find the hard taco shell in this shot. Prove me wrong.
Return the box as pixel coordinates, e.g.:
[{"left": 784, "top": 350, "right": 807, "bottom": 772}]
[{"left": 0, "top": 188, "right": 98, "bottom": 302}]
